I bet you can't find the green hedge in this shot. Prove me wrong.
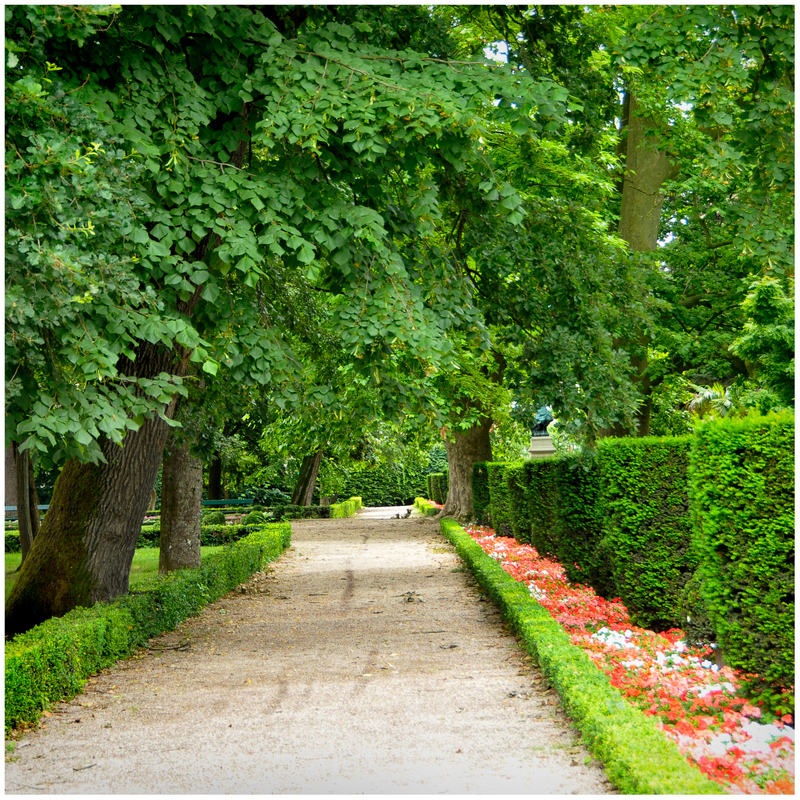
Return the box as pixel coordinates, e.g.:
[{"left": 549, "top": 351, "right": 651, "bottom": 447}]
[
  {"left": 414, "top": 497, "right": 439, "bottom": 516},
  {"left": 487, "top": 461, "right": 517, "bottom": 537},
  {"left": 553, "top": 457, "right": 614, "bottom": 597},
  {"left": 6, "top": 531, "right": 21, "bottom": 553},
  {"left": 505, "top": 463, "right": 530, "bottom": 543},
  {"left": 472, "top": 462, "right": 491, "bottom": 525},
  {"left": 5, "top": 523, "right": 291, "bottom": 734},
  {"left": 331, "top": 496, "right": 362, "bottom": 518},
  {"left": 689, "top": 411, "right": 794, "bottom": 715},
  {"left": 426, "top": 472, "right": 448, "bottom": 505},
  {"left": 598, "top": 436, "right": 696, "bottom": 632},
  {"left": 332, "top": 465, "right": 429, "bottom": 506},
  {"left": 524, "top": 458, "right": 560, "bottom": 558},
  {"left": 440, "top": 519, "right": 721, "bottom": 795}
]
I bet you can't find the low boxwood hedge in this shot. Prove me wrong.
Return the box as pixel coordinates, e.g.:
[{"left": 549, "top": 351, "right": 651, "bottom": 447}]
[
  {"left": 5, "top": 523, "right": 291, "bottom": 735},
  {"left": 414, "top": 497, "right": 439, "bottom": 516},
  {"left": 440, "top": 519, "right": 721, "bottom": 795},
  {"left": 331, "top": 497, "right": 362, "bottom": 518}
]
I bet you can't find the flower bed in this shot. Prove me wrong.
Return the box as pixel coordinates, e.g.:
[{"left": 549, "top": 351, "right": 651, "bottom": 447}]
[{"left": 465, "top": 525, "right": 794, "bottom": 794}]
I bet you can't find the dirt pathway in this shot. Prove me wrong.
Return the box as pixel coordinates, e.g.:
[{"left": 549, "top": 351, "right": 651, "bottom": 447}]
[{"left": 5, "top": 509, "right": 616, "bottom": 794}]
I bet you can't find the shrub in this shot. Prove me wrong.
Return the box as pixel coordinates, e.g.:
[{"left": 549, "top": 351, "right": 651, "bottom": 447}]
[
  {"left": 504, "top": 463, "right": 530, "bottom": 543},
  {"left": 427, "top": 472, "right": 448, "bottom": 505},
  {"left": 5, "top": 523, "right": 291, "bottom": 734},
  {"left": 439, "top": 519, "right": 721, "bottom": 795},
  {"left": 487, "top": 461, "right": 517, "bottom": 537},
  {"left": 471, "top": 462, "right": 491, "bottom": 525},
  {"left": 242, "top": 510, "right": 266, "bottom": 525},
  {"left": 331, "top": 497, "right": 363, "bottom": 518},
  {"left": 414, "top": 497, "right": 439, "bottom": 517},
  {"left": 202, "top": 510, "right": 225, "bottom": 526},
  {"left": 598, "top": 436, "right": 696, "bottom": 631},
  {"left": 6, "top": 531, "right": 21, "bottom": 553},
  {"left": 554, "top": 456, "right": 614, "bottom": 597},
  {"left": 689, "top": 411, "right": 794, "bottom": 715},
  {"left": 329, "top": 465, "right": 428, "bottom": 506},
  {"left": 524, "top": 458, "right": 559, "bottom": 558}
]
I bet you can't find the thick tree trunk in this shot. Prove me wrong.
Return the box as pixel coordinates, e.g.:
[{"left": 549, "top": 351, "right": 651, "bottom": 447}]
[
  {"left": 291, "top": 451, "right": 322, "bottom": 506},
  {"left": 611, "top": 93, "right": 679, "bottom": 437},
  {"left": 11, "top": 443, "right": 41, "bottom": 565},
  {"left": 439, "top": 417, "right": 493, "bottom": 523},
  {"left": 5, "top": 342, "right": 184, "bottom": 637},
  {"left": 207, "top": 454, "right": 223, "bottom": 500},
  {"left": 6, "top": 446, "right": 17, "bottom": 514},
  {"left": 159, "top": 431, "right": 202, "bottom": 573}
]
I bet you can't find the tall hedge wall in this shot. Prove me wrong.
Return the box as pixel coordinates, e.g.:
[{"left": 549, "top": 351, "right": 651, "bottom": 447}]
[
  {"left": 332, "top": 465, "right": 427, "bottom": 507},
  {"left": 524, "top": 458, "right": 560, "bottom": 558},
  {"left": 598, "top": 436, "right": 696, "bottom": 632},
  {"left": 689, "top": 411, "right": 794, "bottom": 714},
  {"left": 553, "top": 457, "right": 613, "bottom": 597},
  {"left": 505, "top": 464, "right": 530, "bottom": 543},
  {"left": 487, "top": 461, "right": 518, "bottom": 537},
  {"left": 472, "top": 462, "right": 491, "bottom": 525}
]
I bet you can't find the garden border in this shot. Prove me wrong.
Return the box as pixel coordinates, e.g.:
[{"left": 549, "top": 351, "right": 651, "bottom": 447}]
[
  {"left": 5, "top": 523, "right": 291, "bottom": 735},
  {"left": 440, "top": 518, "right": 722, "bottom": 795}
]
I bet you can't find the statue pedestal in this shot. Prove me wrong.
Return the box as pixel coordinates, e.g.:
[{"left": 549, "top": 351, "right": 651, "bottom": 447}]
[{"left": 527, "top": 435, "right": 556, "bottom": 460}]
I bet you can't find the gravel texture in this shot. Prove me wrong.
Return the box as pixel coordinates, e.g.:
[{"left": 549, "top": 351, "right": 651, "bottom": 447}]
[{"left": 5, "top": 507, "right": 617, "bottom": 794}]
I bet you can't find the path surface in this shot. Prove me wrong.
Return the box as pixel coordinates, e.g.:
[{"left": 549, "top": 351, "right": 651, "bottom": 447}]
[{"left": 5, "top": 508, "right": 616, "bottom": 794}]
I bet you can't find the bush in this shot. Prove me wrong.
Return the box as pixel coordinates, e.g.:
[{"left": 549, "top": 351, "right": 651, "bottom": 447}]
[
  {"left": 598, "top": 436, "right": 696, "bottom": 631},
  {"left": 6, "top": 531, "right": 21, "bottom": 553},
  {"left": 439, "top": 519, "right": 721, "bottom": 795},
  {"left": 202, "top": 510, "right": 225, "bottom": 526},
  {"left": 554, "top": 456, "right": 614, "bottom": 597},
  {"left": 5, "top": 523, "right": 291, "bottom": 734},
  {"left": 504, "top": 463, "right": 530, "bottom": 543},
  {"left": 241, "top": 510, "right": 266, "bottom": 525},
  {"left": 689, "top": 411, "right": 794, "bottom": 715},
  {"left": 524, "top": 458, "right": 559, "bottom": 558},
  {"left": 331, "top": 497, "right": 362, "bottom": 518},
  {"left": 487, "top": 461, "right": 517, "bottom": 537},
  {"left": 471, "top": 462, "right": 491, "bottom": 525},
  {"left": 427, "top": 472, "right": 448, "bottom": 505},
  {"left": 414, "top": 497, "right": 439, "bottom": 517},
  {"left": 330, "top": 465, "right": 428, "bottom": 506}
]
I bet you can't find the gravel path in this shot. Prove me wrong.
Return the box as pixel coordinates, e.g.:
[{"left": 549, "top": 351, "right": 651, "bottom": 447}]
[{"left": 5, "top": 508, "right": 616, "bottom": 794}]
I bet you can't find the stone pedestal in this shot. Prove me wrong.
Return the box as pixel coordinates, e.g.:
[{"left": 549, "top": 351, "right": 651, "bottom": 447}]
[{"left": 527, "top": 435, "right": 556, "bottom": 460}]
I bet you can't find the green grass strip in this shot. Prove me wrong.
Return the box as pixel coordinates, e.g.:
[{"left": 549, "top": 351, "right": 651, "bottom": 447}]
[
  {"left": 331, "top": 496, "right": 363, "bottom": 518},
  {"left": 5, "top": 523, "right": 291, "bottom": 735},
  {"left": 414, "top": 497, "right": 439, "bottom": 516},
  {"left": 440, "top": 519, "right": 722, "bottom": 795}
]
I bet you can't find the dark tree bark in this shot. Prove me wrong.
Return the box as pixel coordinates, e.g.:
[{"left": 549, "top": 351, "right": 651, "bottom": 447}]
[
  {"left": 10, "top": 443, "right": 41, "bottom": 565},
  {"left": 5, "top": 446, "right": 17, "bottom": 512},
  {"left": 207, "top": 454, "right": 223, "bottom": 500},
  {"left": 291, "top": 450, "right": 322, "bottom": 506},
  {"left": 607, "top": 93, "right": 679, "bottom": 438},
  {"left": 159, "top": 429, "right": 202, "bottom": 573},
  {"left": 439, "top": 416, "right": 493, "bottom": 523},
  {"left": 5, "top": 341, "right": 186, "bottom": 637}
]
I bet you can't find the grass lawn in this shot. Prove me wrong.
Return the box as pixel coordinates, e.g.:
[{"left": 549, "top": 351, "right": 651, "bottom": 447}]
[{"left": 5, "top": 546, "right": 225, "bottom": 601}]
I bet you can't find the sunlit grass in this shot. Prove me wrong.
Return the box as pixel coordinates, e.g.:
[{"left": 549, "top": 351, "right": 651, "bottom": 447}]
[{"left": 5, "top": 546, "right": 226, "bottom": 600}]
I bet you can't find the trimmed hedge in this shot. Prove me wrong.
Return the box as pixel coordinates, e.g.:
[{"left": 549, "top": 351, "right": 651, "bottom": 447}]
[
  {"left": 426, "top": 472, "right": 449, "bottom": 505},
  {"left": 414, "top": 497, "right": 439, "bottom": 516},
  {"left": 487, "top": 461, "right": 518, "bottom": 537},
  {"left": 5, "top": 523, "right": 291, "bottom": 734},
  {"left": 689, "top": 411, "right": 794, "bottom": 715},
  {"left": 331, "top": 496, "right": 363, "bottom": 518},
  {"left": 6, "top": 531, "right": 21, "bottom": 553},
  {"left": 440, "top": 519, "right": 722, "bottom": 795},
  {"left": 524, "top": 458, "right": 560, "bottom": 558},
  {"left": 332, "top": 465, "right": 429, "bottom": 506},
  {"left": 598, "top": 436, "right": 696, "bottom": 632},
  {"left": 505, "top": 463, "right": 530, "bottom": 543},
  {"left": 472, "top": 462, "right": 491, "bottom": 525},
  {"left": 553, "top": 457, "right": 614, "bottom": 597}
]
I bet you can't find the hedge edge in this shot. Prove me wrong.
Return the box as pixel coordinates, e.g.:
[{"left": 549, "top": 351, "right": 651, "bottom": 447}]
[
  {"left": 413, "top": 497, "right": 439, "bottom": 516},
  {"left": 440, "top": 519, "right": 722, "bottom": 795},
  {"left": 331, "top": 496, "right": 363, "bottom": 518},
  {"left": 5, "top": 523, "right": 291, "bottom": 735}
]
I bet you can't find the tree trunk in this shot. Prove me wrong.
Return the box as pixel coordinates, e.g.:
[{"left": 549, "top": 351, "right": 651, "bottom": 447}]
[
  {"left": 11, "top": 443, "right": 41, "bottom": 565},
  {"left": 291, "top": 450, "right": 322, "bottom": 506},
  {"left": 612, "top": 93, "right": 679, "bottom": 437},
  {"left": 159, "top": 431, "right": 202, "bottom": 573},
  {"left": 6, "top": 446, "right": 17, "bottom": 515},
  {"left": 5, "top": 341, "right": 184, "bottom": 637},
  {"left": 439, "top": 417, "right": 493, "bottom": 523},
  {"left": 207, "top": 454, "right": 223, "bottom": 500}
]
